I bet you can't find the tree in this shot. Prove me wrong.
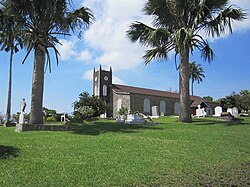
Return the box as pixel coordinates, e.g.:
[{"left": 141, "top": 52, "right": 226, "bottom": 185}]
[
  {"left": 0, "top": 5, "right": 22, "bottom": 125},
  {"left": 189, "top": 62, "right": 205, "bottom": 96},
  {"left": 217, "top": 90, "right": 250, "bottom": 112},
  {"left": 203, "top": 96, "right": 213, "bottom": 102},
  {"left": 73, "top": 92, "right": 107, "bottom": 121},
  {"left": 127, "top": 0, "right": 245, "bottom": 122},
  {"left": 2, "top": 0, "right": 94, "bottom": 125},
  {"left": 42, "top": 107, "right": 57, "bottom": 122}
]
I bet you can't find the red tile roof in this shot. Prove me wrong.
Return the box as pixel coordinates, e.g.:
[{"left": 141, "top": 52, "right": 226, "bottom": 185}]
[{"left": 112, "top": 84, "right": 209, "bottom": 107}]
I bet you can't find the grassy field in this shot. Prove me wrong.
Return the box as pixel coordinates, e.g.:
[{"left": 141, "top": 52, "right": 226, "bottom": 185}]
[{"left": 0, "top": 117, "right": 249, "bottom": 186}]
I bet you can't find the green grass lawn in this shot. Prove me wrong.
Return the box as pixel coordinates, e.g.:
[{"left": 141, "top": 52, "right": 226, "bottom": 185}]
[{"left": 0, "top": 117, "right": 249, "bottom": 186}]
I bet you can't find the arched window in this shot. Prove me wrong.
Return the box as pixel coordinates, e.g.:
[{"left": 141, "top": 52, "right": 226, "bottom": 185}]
[
  {"left": 117, "top": 99, "right": 122, "bottom": 111},
  {"left": 143, "top": 99, "right": 150, "bottom": 113},
  {"left": 160, "top": 101, "right": 166, "bottom": 115},
  {"left": 94, "top": 85, "right": 98, "bottom": 96},
  {"left": 103, "top": 85, "right": 107, "bottom": 96},
  {"left": 174, "top": 102, "right": 180, "bottom": 115}
]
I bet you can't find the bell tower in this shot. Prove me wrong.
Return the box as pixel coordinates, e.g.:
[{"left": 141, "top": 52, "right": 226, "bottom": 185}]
[{"left": 93, "top": 65, "right": 112, "bottom": 103}]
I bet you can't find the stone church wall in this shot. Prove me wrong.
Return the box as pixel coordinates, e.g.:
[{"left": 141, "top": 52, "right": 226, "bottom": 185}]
[
  {"left": 112, "top": 92, "right": 130, "bottom": 117},
  {"left": 130, "top": 93, "right": 179, "bottom": 116}
]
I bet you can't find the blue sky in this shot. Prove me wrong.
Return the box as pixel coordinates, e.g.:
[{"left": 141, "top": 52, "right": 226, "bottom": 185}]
[{"left": 0, "top": 0, "right": 250, "bottom": 115}]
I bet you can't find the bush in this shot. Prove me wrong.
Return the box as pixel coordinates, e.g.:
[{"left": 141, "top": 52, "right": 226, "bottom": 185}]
[
  {"left": 118, "top": 106, "right": 128, "bottom": 116},
  {"left": 73, "top": 92, "right": 107, "bottom": 121},
  {"left": 46, "top": 116, "right": 57, "bottom": 122}
]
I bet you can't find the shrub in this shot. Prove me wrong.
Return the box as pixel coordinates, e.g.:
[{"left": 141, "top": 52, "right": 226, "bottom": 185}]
[
  {"left": 118, "top": 106, "right": 128, "bottom": 116},
  {"left": 73, "top": 92, "right": 107, "bottom": 121}
]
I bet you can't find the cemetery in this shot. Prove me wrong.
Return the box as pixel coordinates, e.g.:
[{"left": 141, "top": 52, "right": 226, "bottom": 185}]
[
  {"left": 0, "top": 116, "right": 250, "bottom": 186},
  {"left": 0, "top": 0, "right": 249, "bottom": 186}
]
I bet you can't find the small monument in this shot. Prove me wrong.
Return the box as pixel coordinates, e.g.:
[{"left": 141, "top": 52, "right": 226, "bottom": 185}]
[
  {"left": 227, "top": 108, "right": 233, "bottom": 115},
  {"left": 206, "top": 107, "right": 213, "bottom": 116},
  {"left": 19, "top": 98, "right": 26, "bottom": 124},
  {"left": 213, "top": 106, "right": 222, "bottom": 117},
  {"left": 16, "top": 98, "right": 27, "bottom": 132},
  {"left": 61, "top": 113, "right": 66, "bottom": 124},
  {"left": 195, "top": 105, "right": 206, "bottom": 118},
  {"left": 232, "top": 107, "right": 239, "bottom": 117},
  {"left": 151, "top": 106, "right": 159, "bottom": 118},
  {"left": 126, "top": 114, "right": 145, "bottom": 124}
]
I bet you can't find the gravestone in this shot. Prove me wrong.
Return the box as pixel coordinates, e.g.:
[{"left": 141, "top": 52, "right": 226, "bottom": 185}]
[
  {"left": 227, "top": 108, "right": 233, "bottom": 115},
  {"left": 232, "top": 107, "right": 239, "bottom": 117},
  {"left": 196, "top": 105, "right": 206, "bottom": 118},
  {"left": 151, "top": 106, "right": 159, "bottom": 117},
  {"left": 213, "top": 106, "right": 222, "bottom": 117},
  {"left": 206, "top": 107, "right": 213, "bottom": 116}
]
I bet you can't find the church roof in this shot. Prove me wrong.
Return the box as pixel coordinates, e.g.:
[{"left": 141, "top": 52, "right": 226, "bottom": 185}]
[{"left": 112, "top": 84, "right": 209, "bottom": 107}]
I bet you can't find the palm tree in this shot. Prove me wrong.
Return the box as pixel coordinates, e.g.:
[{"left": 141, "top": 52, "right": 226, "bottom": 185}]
[
  {"left": 2, "top": 0, "right": 94, "bottom": 125},
  {"left": 0, "top": 7, "right": 22, "bottom": 126},
  {"left": 127, "top": 0, "right": 246, "bottom": 122},
  {"left": 189, "top": 62, "right": 205, "bottom": 96}
]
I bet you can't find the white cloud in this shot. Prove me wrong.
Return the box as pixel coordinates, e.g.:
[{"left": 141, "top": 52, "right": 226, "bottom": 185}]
[
  {"left": 76, "top": 49, "right": 93, "bottom": 61},
  {"left": 76, "top": 0, "right": 250, "bottom": 70},
  {"left": 112, "top": 76, "right": 126, "bottom": 85},
  {"left": 57, "top": 39, "right": 78, "bottom": 61},
  {"left": 82, "top": 69, "right": 93, "bottom": 81},
  {"left": 82, "top": 0, "right": 149, "bottom": 72}
]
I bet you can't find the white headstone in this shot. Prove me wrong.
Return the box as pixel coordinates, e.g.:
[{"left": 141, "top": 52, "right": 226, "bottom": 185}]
[
  {"left": 196, "top": 105, "right": 206, "bottom": 118},
  {"left": 214, "top": 106, "right": 222, "bottom": 117},
  {"left": 152, "top": 106, "right": 159, "bottom": 117},
  {"left": 232, "top": 107, "right": 239, "bottom": 117},
  {"left": 227, "top": 108, "right": 233, "bottom": 115}
]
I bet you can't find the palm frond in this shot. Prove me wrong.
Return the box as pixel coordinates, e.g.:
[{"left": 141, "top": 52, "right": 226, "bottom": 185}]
[
  {"left": 143, "top": 46, "right": 173, "bottom": 65},
  {"left": 202, "top": 6, "right": 246, "bottom": 37}
]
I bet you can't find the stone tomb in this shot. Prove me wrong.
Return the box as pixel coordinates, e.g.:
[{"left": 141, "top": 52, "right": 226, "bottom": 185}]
[{"left": 126, "top": 114, "right": 145, "bottom": 124}]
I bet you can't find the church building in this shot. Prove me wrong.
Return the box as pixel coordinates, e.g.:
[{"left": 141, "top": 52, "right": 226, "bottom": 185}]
[{"left": 93, "top": 66, "right": 215, "bottom": 118}]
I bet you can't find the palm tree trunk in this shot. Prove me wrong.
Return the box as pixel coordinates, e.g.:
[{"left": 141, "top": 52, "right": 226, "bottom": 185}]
[
  {"left": 179, "top": 45, "right": 191, "bottom": 122},
  {"left": 5, "top": 49, "right": 14, "bottom": 126},
  {"left": 192, "top": 79, "right": 194, "bottom": 96},
  {"left": 29, "top": 46, "right": 45, "bottom": 125}
]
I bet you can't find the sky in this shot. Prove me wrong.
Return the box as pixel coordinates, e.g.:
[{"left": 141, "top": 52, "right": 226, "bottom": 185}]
[{"left": 0, "top": 0, "right": 250, "bottom": 115}]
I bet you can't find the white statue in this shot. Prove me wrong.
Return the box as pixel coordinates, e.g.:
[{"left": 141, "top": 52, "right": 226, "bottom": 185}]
[{"left": 19, "top": 98, "right": 26, "bottom": 124}]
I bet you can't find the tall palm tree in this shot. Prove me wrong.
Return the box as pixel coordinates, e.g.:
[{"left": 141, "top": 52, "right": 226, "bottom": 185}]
[
  {"left": 0, "top": 6, "right": 22, "bottom": 126},
  {"left": 3, "top": 0, "right": 94, "bottom": 125},
  {"left": 189, "top": 62, "right": 205, "bottom": 96},
  {"left": 127, "top": 0, "right": 246, "bottom": 122}
]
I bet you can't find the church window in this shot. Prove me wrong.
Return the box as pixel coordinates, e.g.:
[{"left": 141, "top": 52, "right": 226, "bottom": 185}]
[
  {"left": 117, "top": 99, "right": 122, "bottom": 111},
  {"left": 143, "top": 99, "right": 150, "bottom": 113},
  {"left": 94, "top": 85, "right": 98, "bottom": 96},
  {"left": 174, "top": 102, "right": 180, "bottom": 115},
  {"left": 103, "top": 85, "right": 107, "bottom": 96},
  {"left": 160, "top": 101, "right": 166, "bottom": 115}
]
